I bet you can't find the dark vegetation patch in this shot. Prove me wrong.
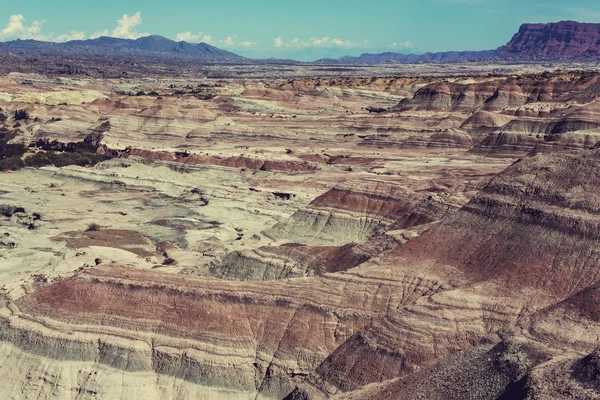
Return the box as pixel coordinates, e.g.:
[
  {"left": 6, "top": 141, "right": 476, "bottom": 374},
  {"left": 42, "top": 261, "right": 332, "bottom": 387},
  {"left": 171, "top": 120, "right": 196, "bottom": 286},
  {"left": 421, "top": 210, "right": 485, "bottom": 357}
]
[
  {"left": 0, "top": 128, "right": 26, "bottom": 171},
  {"left": 86, "top": 223, "right": 101, "bottom": 232},
  {"left": 162, "top": 257, "right": 177, "bottom": 266},
  {"left": 24, "top": 151, "right": 111, "bottom": 169},
  {"left": 0, "top": 124, "right": 115, "bottom": 172},
  {"left": 14, "top": 110, "right": 29, "bottom": 121},
  {"left": 272, "top": 192, "right": 295, "bottom": 200}
]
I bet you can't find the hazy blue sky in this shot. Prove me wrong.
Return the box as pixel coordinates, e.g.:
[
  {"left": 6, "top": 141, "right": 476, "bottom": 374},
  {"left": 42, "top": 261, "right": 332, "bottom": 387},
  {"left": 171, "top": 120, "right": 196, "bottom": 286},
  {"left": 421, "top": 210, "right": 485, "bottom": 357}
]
[{"left": 2, "top": 0, "right": 600, "bottom": 60}]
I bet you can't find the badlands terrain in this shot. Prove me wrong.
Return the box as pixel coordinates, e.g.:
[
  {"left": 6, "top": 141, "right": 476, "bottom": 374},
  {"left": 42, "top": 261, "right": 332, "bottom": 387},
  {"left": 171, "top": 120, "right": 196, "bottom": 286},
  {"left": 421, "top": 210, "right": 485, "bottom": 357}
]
[{"left": 3, "top": 63, "right": 600, "bottom": 399}]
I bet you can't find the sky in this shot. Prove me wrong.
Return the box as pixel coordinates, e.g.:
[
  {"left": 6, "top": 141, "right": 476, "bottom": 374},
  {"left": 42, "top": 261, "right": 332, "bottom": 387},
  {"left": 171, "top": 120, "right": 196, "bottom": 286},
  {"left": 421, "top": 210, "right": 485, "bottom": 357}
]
[{"left": 1, "top": 0, "right": 600, "bottom": 61}]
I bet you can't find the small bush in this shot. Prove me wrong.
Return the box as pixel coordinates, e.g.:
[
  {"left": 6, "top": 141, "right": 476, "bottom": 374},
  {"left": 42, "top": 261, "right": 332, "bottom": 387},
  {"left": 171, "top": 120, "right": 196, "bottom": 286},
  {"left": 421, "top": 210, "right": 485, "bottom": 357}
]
[
  {"left": 86, "top": 223, "right": 101, "bottom": 232},
  {"left": 14, "top": 110, "right": 29, "bottom": 121},
  {"left": 163, "top": 257, "right": 177, "bottom": 265},
  {"left": 0, "top": 156, "right": 25, "bottom": 171},
  {"left": 1, "top": 143, "right": 26, "bottom": 158},
  {"left": 0, "top": 129, "right": 26, "bottom": 171}
]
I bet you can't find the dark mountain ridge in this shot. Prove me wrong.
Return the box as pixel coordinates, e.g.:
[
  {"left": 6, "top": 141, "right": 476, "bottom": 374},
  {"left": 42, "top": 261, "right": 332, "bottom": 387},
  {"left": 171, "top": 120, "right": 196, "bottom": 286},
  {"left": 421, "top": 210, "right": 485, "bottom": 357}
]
[{"left": 0, "top": 35, "right": 243, "bottom": 61}]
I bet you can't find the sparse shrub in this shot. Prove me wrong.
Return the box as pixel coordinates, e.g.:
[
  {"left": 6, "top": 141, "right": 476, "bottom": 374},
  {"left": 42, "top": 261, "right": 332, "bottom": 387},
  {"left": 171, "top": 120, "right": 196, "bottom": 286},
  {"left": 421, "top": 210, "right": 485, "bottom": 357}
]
[
  {"left": 163, "top": 257, "right": 177, "bottom": 265},
  {"left": 0, "top": 156, "right": 25, "bottom": 171},
  {"left": 86, "top": 223, "right": 100, "bottom": 232},
  {"left": 0, "top": 130, "right": 26, "bottom": 166},
  {"left": 1, "top": 143, "right": 26, "bottom": 158},
  {"left": 24, "top": 151, "right": 110, "bottom": 169},
  {"left": 14, "top": 110, "right": 29, "bottom": 121}
]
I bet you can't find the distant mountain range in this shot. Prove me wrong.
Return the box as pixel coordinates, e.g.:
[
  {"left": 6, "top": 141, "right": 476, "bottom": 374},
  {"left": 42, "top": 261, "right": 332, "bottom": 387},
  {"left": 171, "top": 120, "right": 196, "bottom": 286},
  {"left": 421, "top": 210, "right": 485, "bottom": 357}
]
[
  {"left": 329, "top": 21, "right": 600, "bottom": 64},
  {"left": 334, "top": 50, "right": 499, "bottom": 64},
  {"left": 1, "top": 21, "right": 600, "bottom": 65},
  {"left": 0, "top": 35, "right": 243, "bottom": 62}
]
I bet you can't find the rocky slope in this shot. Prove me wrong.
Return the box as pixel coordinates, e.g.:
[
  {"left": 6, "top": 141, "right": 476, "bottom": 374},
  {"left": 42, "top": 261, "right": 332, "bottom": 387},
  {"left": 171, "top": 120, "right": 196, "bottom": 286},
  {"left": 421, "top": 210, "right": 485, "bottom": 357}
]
[
  {"left": 264, "top": 180, "right": 456, "bottom": 246},
  {"left": 288, "top": 149, "right": 600, "bottom": 399},
  {"left": 7, "top": 148, "right": 600, "bottom": 399}
]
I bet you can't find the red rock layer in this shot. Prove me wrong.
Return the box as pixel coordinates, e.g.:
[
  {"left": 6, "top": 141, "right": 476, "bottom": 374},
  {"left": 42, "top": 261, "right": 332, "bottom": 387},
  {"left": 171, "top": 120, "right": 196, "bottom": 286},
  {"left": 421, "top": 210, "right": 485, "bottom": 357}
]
[{"left": 128, "top": 148, "right": 318, "bottom": 172}]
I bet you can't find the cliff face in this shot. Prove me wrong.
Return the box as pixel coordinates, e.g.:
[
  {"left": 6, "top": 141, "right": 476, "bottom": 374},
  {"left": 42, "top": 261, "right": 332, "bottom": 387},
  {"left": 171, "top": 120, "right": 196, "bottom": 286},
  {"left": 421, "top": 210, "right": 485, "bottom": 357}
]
[{"left": 501, "top": 21, "right": 600, "bottom": 58}]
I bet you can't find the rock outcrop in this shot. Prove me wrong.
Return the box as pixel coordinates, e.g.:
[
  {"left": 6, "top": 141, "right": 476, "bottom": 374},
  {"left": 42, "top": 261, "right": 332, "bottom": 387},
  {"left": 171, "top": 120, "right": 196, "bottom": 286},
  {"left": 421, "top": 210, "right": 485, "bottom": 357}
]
[{"left": 265, "top": 180, "right": 454, "bottom": 245}]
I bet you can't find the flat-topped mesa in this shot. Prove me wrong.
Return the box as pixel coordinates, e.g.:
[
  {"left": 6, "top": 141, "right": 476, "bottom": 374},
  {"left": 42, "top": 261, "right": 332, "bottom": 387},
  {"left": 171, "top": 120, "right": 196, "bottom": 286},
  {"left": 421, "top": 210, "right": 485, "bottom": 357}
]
[{"left": 500, "top": 21, "right": 600, "bottom": 58}]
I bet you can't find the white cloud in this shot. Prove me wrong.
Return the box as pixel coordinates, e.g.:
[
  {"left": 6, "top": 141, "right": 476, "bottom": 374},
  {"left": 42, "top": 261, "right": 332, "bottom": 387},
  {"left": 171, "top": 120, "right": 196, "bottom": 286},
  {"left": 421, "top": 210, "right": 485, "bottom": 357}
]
[
  {"left": 113, "top": 12, "right": 143, "bottom": 38},
  {"left": 213, "top": 35, "right": 257, "bottom": 48},
  {"left": 0, "top": 14, "right": 85, "bottom": 42},
  {"left": 176, "top": 31, "right": 205, "bottom": 42},
  {"left": 273, "top": 36, "right": 370, "bottom": 48},
  {"left": 222, "top": 35, "right": 236, "bottom": 47},
  {"left": 89, "top": 30, "right": 108, "bottom": 39},
  {"left": 90, "top": 12, "right": 148, "bottom": 40},
  {"left": 0, "top": 14, "right": 47, "bottom": 40},
  {"left": 389, "top": 41, "right": 414, "bottom": 49},
  {"left": 239, "top": 40, "right": 257, "bottom": 48},
  {"left": 54, "top": 30, "right": 86, "bottom": 42},
  {"left": 175, "top": 33, "right": 257, "bottom": 48}
]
